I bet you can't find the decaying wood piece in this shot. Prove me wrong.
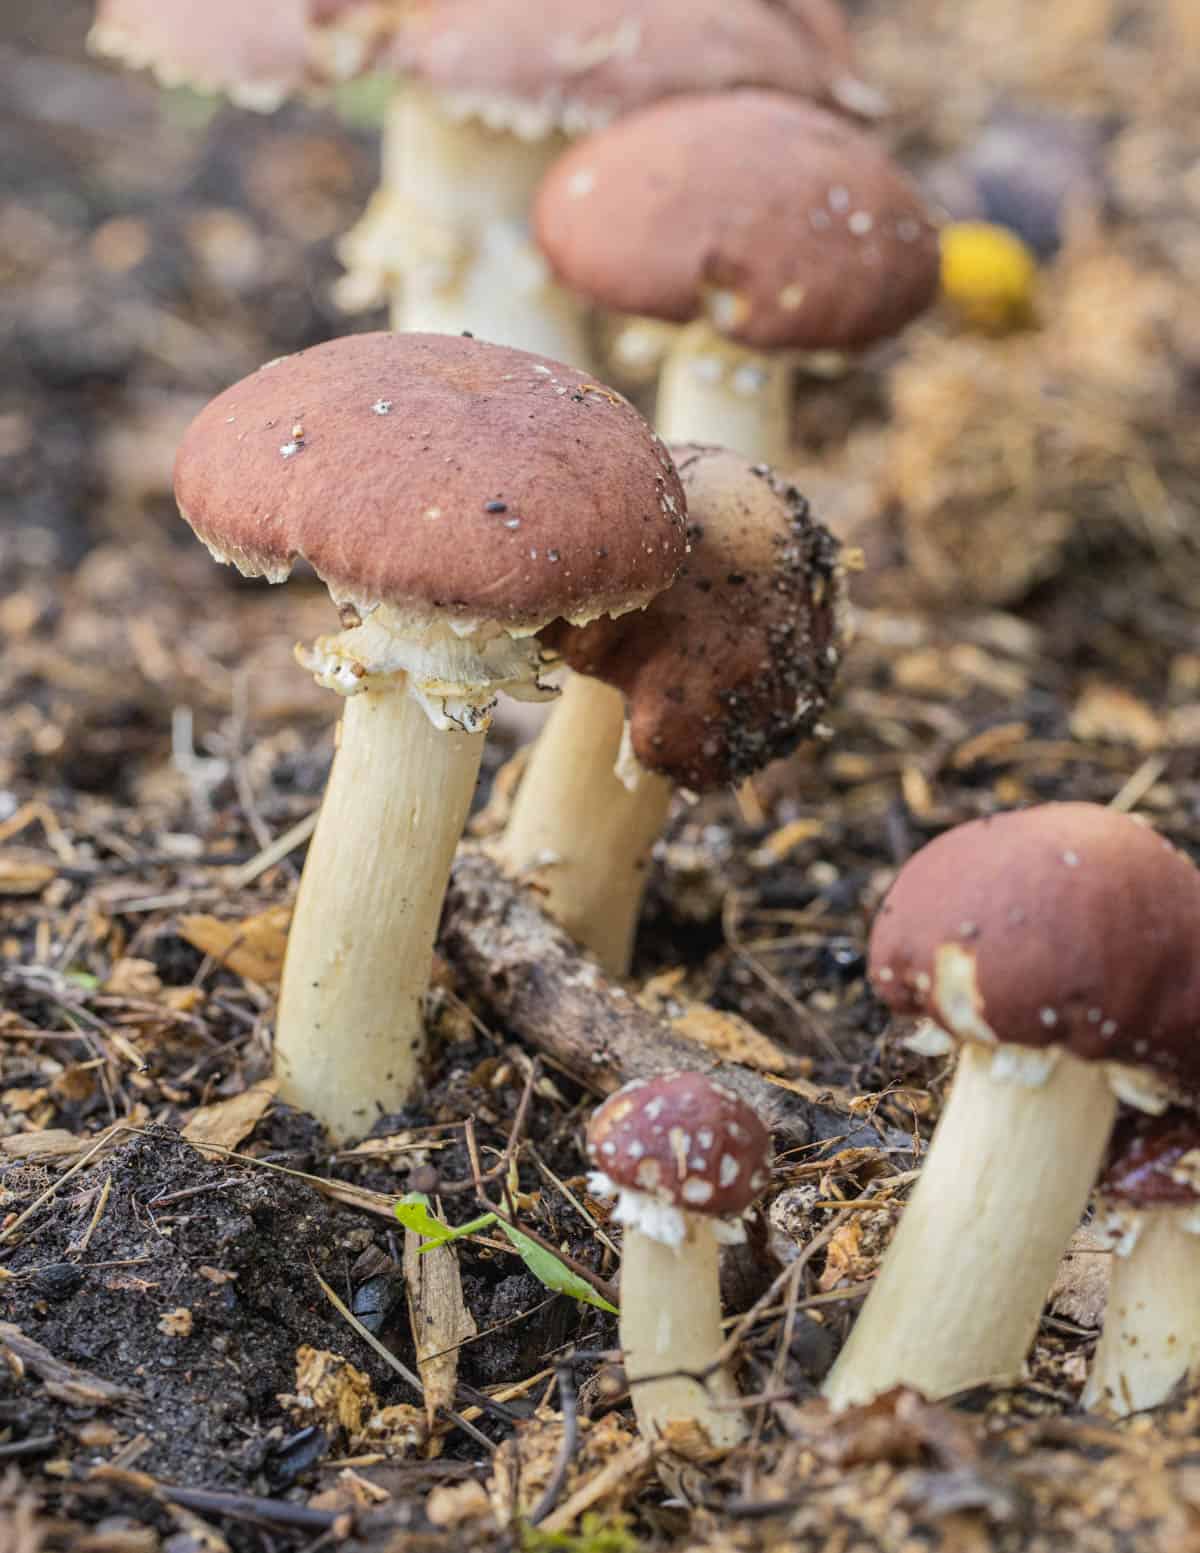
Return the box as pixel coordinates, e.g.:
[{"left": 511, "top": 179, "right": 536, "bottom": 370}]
[
  {"left": 0, "top": 1321, "right": 134, "bottom": 1406},
  {"left": 403, "top": 1225, "right": 477, "bottom": 1430},
  {"left": 440, "top": 849, "right": 897, "bottom": 1151}
]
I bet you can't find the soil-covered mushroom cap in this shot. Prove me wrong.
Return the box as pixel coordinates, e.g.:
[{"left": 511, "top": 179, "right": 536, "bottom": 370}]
[
  {"left": 1101, "top": 1114, "right": 1200, "bottom": 1207},
  {"left": 869, "top": 803, "right": 1200, "bottom": 1086},
  {"left": 536, "top": 90, "right": 939, "bottom": 352},
  {"left": 544, "top": 445, "right": 844, "bottom": 788},
  {"left": 394, "top": 0, "right": 869, "bottom": 135},
  {"left": 587, "top": 1071, "right": 771, "bottom": 1219},
  {"left": 89, "top": 0, "right": 384, "bottom": 104},
  {"left": 173, "top": 332, "right": 687, "bottom": 630}
]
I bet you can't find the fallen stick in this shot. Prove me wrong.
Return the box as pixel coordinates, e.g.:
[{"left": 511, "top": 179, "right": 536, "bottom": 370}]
[{"left": 440, "top": 850, "right": 901, "bottom": 1151}]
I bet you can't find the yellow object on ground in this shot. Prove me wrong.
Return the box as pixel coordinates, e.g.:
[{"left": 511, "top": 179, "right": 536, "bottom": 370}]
[{"left": 940, "top": 220, "right": 1038, "bottom": 332}]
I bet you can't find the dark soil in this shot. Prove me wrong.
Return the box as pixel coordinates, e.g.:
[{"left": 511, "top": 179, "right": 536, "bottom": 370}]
[
  {"left": 4, "top": 0, "right": 1200, "bottom": 1549},
  {"left": 4, "top": 1129, "right": 399, "bottom": 1488}
]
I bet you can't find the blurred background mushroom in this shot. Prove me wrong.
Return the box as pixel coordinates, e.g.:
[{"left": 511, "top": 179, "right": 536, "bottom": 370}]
[
  {"left": 88, "top": 0, "right": 391, "bottom": 110},
  {"left": 337, "top": 0, "right": 883, "bottom": 357},
  {"left": 535, "top": 90, "right": 939, "bottom": 464}
]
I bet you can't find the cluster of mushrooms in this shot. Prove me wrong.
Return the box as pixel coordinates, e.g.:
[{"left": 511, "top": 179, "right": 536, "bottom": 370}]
[{"left": 94, "top": 0, "right": 1200, "bottom": 1463}]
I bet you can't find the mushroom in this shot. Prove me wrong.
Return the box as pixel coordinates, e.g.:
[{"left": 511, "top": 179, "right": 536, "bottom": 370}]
[
  {"left": 535, "top": 89, "right": 939, "bottom": 463},
  {"left": 173, "top": 331, "right": 687, "bottom": 1142},
  {"left": 340, "top": 0, "right": 881, "bottom": 354},
  {"left": 823, "top": 801, "right": 1200, "bottom": 1407},
  {"left": 587, "top": 1071, "right": 772, "bottom": 1448},
  {"left": 88, "top": 0, "right": 387, "bottom": 111},
  {"left": 1084, "top": 1112, "right": 1200, "bottom": 1415},
  {"left": 496, "top": 445, "right": 846, "bottom": 976}
]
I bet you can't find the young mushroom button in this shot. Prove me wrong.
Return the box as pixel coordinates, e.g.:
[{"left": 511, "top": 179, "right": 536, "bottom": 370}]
[
  {"left": 823, "top": 801, "right": 1200, "bottom": 1408},
  {"left": 173, "top": 332, "right": 687, "bottom": 1143},
  {"left": 498, "top": 444, "right": 846, "bottom": 977},
  {"left": 587, "top": 1071, "right": 772, "bottom": 1449},
  {"left": 1084, "top": 1113, "right": 1200, "bottom": 1416}
]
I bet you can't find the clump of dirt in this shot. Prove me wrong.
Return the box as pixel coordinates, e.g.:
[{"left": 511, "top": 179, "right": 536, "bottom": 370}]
[{"left": 2, "top": 1129, "right": 407, "bottom": 1487}]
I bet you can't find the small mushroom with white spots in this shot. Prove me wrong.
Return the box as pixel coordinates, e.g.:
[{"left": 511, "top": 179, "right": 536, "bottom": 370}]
[
  {"left": 1084, "top": 1112, "right": 1200, "bottom": 1416},
  {"left": 823, "top": 801, "right": 1200, "bottom": 1408},
  {"left": 536, "top": 89, "right": 939, "bottom": 463},
  {"left": 173, "top": 331, "right": 686, "bottom": 1142},
  {"left": 587, "top": 1071, "right": 772, "bottom": 1448},
  {"left": 497, "top": 445, "right": 846, "bottom": 976}
]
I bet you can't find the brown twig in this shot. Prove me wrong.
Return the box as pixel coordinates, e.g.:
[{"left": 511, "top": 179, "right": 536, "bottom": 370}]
[
  {"left": 440, "top": 849, "right": 903, "bottom": 1152},
  {"left": 527, "top": 1361, "right": 581, "bottom": 1526}
]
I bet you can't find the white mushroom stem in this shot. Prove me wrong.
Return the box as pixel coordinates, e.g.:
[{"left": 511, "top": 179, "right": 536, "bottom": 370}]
[
  {"left": 823, "top": 1041, "right": 1118, "bottom": 1407},
  {"left": 274, "top": 686, "right": 484, "bottom": 1143},
  {"left": 374, "top": 86, "right": 592, "bottom": 362},
  {"left": 654, "top": 321, "right": 794, "bottom": 465},
  {"left": 620, "top": 1217, "right": 747, "bottom": 1449},
  {"left": 1083, "top": 1207, "right": 1200, "bottom": 1416},
  {"left": 494, "top": 674, "right": 672, "bottom": 977}
]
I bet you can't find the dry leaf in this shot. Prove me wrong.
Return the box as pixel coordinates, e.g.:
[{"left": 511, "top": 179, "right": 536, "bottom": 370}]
[
  {"left": 637, "top": 971, "right": 800, "bottom": 1075},
  {"left": 308, "top": 1468, "right": 391, "bottom": 1512},
  {"left": 489, "top": 1412, "right": 642, "bottom": 1525},
  {"left": 818, "top": 1215, "right": 868, "bottom": 1291},
  {"left": 1071, "top": 681, "right": 1164, "bottom": 749},
  {"left": 103, "top": 957, "right": 163, "bottom": 999},
  {"left": 357, "top": 1403, "right": 431, "bottom": 1458},
  {"left": 1048, "top": 1226, "right": 1111, "bottom": 1328},
  {"left": 0, "top": 850, "right": 55, "bottom": 895},
  {"left": 1, "top": 1129, "right": 83, "bottom": 1159},
  {"left": 425, "top": 1480, "right": 493, "bottom": 1529},
  {"left": 178, "top": 906, "right": 291, "bottom": 986},
  {"left": 2, "top": 1088, "right": 49, "bottom": 1115},
  {"left": 281, "top": 1347, "right": 377, "bottom": 1438},
  {"left": 182, "top": 1079, "right": 278, "bottom": 1153}
]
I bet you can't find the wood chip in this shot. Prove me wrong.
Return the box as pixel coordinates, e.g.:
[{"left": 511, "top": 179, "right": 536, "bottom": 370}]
[
  {"left": 1, "top": 1129, "right": 84, "bottom": 1159},
  {"left": 182, "top": 1078, "right": 278, "bottom": 1153},
  {"left": 403, "top": 1226, "right": 476, "bottom": 1431},
  {"left": 1048, "top": 1226, "right": 1111, "bottom": 1328},
  {"left": 0, "top": 1321, "right": 134, "bottom": 1406}
]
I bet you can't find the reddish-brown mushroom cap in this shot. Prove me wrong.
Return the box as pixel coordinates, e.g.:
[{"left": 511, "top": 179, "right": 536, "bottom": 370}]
[
  {"left": 587, "top": 1071, "right": 772, "bottom": 1218},
  {"left": 1100, "top": 1113, "right": 1200, "bottom": 1207},
  {"left": 89, "top": 0, "right": 387, "bottom": 102},
  {"left": 393, "top": 0, "right": 875, "bottom": 133},
  {"left": 536, "top": 90, "right": 939, "bottom": 352},
  {"left": 173, "top": 332, "right": 687, "bottom": 629},
  {"left": 869, "top": 803, "right": 1200, "bottom": 1085},
  {"left": 543, "top": 444, "right": 844, "bottom": 788}
]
